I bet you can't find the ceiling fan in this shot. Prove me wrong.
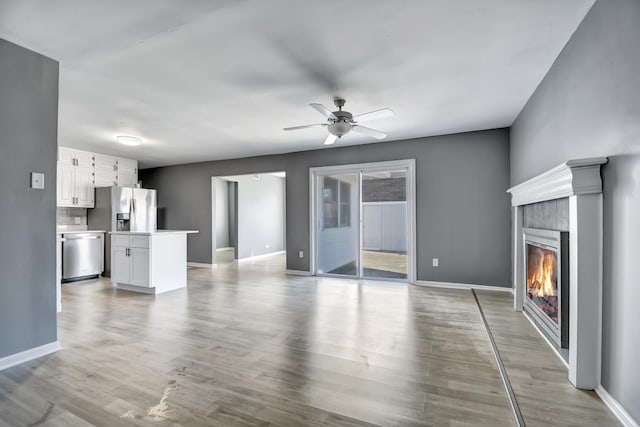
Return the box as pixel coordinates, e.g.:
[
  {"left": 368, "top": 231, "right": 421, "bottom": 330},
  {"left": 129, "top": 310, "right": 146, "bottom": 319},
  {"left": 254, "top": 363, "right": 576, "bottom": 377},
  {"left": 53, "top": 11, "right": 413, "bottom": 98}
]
[{"left": 283, "top": 98, "right": 393, "bottom": 145}]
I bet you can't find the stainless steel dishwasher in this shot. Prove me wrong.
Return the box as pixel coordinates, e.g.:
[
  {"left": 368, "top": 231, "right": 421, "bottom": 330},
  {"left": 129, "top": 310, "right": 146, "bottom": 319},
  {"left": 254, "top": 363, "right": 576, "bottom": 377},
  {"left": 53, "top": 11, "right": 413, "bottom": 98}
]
[{"left": 62, "top": 232, "right": 104, "bottom": 281}]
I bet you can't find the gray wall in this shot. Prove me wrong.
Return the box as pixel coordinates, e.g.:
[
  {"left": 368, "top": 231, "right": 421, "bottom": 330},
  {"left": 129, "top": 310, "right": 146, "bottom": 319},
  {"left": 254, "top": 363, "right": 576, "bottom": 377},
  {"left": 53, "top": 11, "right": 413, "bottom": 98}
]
[
  {"left": 0, "top": 38, "right": 59, "bottom": 358},
  {"left": 510, "top": 0, "right": 640, "bottom": 420},
  {"left": 213, "top": 178, "right": 229, "bottom": 249},
  {"left": 142, "top": 128, "right": 511, "bottom": 286}
]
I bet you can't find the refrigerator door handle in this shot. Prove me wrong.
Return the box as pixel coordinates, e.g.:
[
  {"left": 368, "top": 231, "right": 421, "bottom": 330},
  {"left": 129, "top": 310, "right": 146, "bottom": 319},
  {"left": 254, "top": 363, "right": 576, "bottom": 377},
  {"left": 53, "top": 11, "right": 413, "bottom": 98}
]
[{"left": 130, "top": 198, "right": 135, "bottom": 230}]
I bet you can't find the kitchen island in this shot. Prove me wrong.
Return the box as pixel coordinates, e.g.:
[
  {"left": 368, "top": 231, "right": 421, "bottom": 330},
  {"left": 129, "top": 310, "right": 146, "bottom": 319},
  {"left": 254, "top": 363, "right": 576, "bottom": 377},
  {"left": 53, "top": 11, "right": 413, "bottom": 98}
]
[{"left": 109, "top": 230, "right": 198, "bottom": 294}]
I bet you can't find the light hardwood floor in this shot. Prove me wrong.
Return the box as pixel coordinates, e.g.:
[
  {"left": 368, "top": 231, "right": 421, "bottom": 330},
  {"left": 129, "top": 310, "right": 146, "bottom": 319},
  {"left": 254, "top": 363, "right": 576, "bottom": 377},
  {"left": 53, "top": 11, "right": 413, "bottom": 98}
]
[
  {"left": 474, "top": 291, "right": 620, "bottom": 427},
  {"left": 0, "top": 255, "right": 617, "bottom": 426}
]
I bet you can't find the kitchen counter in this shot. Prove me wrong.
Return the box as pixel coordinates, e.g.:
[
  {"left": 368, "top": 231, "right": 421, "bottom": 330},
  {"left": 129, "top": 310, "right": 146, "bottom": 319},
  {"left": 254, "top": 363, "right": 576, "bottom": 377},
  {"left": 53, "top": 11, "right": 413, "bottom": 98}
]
[
  {"left": 109, "top": 230, "right": 198, "bottom": 236},
  {"left": 57, "top": 230, "right": 106, "bottom": 234},
  {"left": 110, "top": 230, "right": 198, "bottom": 294}
]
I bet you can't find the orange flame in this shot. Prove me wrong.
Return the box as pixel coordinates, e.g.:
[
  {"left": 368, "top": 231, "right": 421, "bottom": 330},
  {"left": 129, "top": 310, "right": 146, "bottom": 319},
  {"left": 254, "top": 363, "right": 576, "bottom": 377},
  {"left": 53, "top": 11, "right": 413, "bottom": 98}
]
[{"left": 527, "top": 249, "right": 556, "bottom": 298}]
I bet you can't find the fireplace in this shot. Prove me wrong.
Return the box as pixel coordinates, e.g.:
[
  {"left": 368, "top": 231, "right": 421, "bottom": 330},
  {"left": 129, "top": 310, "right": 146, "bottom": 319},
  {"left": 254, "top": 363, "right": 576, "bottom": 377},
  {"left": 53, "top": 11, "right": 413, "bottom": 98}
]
[
  {"left": 509, "top": 158, "right": 606, "bottom": 389},
  {"left": 523, "top": 228, "right": 569, "bottom": 349}
]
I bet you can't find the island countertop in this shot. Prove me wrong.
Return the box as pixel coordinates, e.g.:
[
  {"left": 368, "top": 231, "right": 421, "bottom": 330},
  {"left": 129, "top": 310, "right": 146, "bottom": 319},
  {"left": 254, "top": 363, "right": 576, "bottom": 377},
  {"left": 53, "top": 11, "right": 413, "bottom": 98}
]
[{"left": 109, "top": 230, "right": 199, "bottom": 236}]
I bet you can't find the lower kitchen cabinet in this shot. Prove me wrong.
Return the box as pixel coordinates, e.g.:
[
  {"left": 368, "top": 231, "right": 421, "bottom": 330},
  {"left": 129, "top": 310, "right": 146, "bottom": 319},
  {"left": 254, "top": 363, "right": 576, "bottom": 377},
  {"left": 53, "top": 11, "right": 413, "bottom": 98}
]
[
  {"left": 110, "top": 231, "right": 189, "bottom": 294},
  {"left": 111, "top": 245, "right": 133, "bottom": 285},
  {"left": 130, "top": 247, "right": 150, "bottom": 286}
]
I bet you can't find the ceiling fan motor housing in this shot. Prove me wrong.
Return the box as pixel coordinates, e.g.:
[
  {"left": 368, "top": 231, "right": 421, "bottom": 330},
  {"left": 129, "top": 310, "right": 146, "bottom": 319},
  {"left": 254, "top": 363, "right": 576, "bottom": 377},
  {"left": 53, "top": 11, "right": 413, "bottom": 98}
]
[{"left": 328, "top": 110, "right": 353, "bottom": 137}]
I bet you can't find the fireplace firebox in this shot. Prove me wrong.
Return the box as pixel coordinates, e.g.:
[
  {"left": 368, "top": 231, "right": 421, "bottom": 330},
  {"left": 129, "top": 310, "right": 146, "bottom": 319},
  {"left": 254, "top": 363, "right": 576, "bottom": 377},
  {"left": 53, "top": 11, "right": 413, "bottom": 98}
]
[{"left": 523, "top": 228, "right": 569, "bottom": 349}]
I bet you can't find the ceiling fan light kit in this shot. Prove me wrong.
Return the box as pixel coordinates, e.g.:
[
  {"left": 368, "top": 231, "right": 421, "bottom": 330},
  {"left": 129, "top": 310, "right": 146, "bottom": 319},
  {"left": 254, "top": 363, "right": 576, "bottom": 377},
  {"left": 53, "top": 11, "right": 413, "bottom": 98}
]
[{"left": 284, "top": 98, "right": 393, "bottom": 145}]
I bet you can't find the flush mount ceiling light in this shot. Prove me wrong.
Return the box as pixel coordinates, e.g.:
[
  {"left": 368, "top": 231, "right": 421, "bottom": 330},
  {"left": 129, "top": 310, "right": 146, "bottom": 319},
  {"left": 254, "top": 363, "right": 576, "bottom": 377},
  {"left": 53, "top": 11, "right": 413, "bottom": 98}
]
[{"left": 116, "top": 135, "right": 142, "bottom": 146}]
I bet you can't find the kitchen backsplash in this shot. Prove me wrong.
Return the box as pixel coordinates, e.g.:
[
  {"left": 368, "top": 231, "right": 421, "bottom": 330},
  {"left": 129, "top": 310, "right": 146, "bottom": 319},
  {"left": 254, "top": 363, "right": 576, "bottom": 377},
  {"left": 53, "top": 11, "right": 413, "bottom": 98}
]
[{"left": 57, "top": 207, "right": 87, "bottom": 231}]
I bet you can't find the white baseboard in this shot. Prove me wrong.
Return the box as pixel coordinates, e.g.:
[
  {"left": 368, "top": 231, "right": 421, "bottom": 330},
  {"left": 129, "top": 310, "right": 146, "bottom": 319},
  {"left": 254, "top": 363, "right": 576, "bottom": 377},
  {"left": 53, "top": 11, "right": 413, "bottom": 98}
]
[
  {"left": 415, "top": 280, "right": 513, "bottom": 293},
  {"left": 216, "top": 247, "right": 234, "bottom": 252},
  {"left": 0, "top": 341, "right": 61, "bottom": 372},
  {"left": 236, "top": 250, "right": 285, "bottom": 263},
  {"left": 285, "top": 269, "right": 313, "bottom": 276},
  {"left": 595, "top": 385, "right": 639, "bottom": 427},
  {"left": 187, "top": 262, "right": 217, "bottom": 268}
]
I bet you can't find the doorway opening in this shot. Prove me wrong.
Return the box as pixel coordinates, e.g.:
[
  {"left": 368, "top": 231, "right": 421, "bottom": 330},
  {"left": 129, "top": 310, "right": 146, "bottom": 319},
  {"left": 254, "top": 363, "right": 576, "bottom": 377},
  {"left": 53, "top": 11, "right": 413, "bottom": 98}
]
[
  {"left": 310, "top": 160, "right": 416, "bottom": 283},
  {"left": 211, "top": 172, "right": 286, "bottom": 267}
]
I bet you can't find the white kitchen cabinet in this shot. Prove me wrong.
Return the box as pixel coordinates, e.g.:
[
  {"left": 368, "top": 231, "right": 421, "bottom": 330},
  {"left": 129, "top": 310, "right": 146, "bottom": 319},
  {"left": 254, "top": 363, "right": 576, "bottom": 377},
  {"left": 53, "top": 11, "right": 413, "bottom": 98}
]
[
  {"left": 58, "top": 147, "right": 75, "bottom": 166},
  {"left": 58, "top": 147, "right": 94, "bottom": 168},
  {"left": 94, "top": 153, "right": 116, "bottom": 171},
  {"left": 57, "top": 165, "right": 94, "bottom": 207},
  {"left": 57, "top": 147, "right": 139, "bottom": 207},
  {"left": 129, "top": 247, "right": 150, "bottom": 286},
  {"left": 111, "top": 236, "right": 151, "bottom": 288},
  {"left": 56, "top": 163, "right": 75, "bottom": 206},
  {"left": 57, "top": 147, "right": 95, "bottom": 207},
  {"left": 94, "top": 153, "right": 118, "bottom": 187},
  {"left": 94, "top": 169, "right": 118, "bottom": 187},
  {"left": 118, "top": 158, "right": 137, "bottom": 175},
  {"left": 75, "top": 150, "right": 94, "bottom": 169},
  {"left": 110, "top": 231, "right": 194, "bottom": 294},
  {"left": 75, "top": 167, "right": 95, "bottom": 207},
  {"left": 111, "top": 246, "right": 131, "bottom": 285},
  {"left": 117, "top": 158, "right": 138, "bottom": 187},
  {"left": 118, "top": 171, "right": 138, "bottom": 187}
]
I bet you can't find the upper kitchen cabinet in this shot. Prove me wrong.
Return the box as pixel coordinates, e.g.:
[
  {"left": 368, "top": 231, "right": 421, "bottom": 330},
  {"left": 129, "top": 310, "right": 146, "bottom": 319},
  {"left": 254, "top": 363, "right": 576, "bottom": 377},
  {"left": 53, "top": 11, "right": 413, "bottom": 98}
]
[
  {"left": 94, "top": 155, "right": 139, "bottom": 188},
  {"left": 57, "top": 147, "right": 95, "bottom": 207},
  {"left": 57, "top": 147, "right": 139, "bottom": 207},
  {"left": 58, "top": 147, "right": 93, "bottom": 168},
  {"left": 117, "top": 158, "right": 138, "bottom": 187},
  {"left": 94, "top": 153, "right": 118, "bottom": 187}
]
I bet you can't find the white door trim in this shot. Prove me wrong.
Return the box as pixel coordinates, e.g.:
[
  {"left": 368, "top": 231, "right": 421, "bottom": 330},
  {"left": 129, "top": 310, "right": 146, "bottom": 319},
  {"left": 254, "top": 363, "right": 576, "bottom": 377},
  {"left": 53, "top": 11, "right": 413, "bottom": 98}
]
[{"left": 309, "top": 159, "right": 417, "bottom": 284}]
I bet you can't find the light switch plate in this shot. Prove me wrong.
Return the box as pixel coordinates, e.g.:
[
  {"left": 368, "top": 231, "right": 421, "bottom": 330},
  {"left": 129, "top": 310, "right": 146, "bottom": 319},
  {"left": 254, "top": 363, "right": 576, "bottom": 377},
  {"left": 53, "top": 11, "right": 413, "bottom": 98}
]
[
  {"left": 31, "top": 172, "right": 44, "bottom": 189},
  {"left": 432, "top": 258, "right": 439, "bottom": 267}
]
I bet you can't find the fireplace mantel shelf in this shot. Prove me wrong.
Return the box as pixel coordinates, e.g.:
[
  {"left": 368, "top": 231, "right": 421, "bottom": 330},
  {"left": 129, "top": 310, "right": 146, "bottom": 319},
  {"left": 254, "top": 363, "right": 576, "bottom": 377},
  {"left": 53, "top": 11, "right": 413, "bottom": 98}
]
[{"left": 507, "top": 157, "right": 608, "bottom": 206}]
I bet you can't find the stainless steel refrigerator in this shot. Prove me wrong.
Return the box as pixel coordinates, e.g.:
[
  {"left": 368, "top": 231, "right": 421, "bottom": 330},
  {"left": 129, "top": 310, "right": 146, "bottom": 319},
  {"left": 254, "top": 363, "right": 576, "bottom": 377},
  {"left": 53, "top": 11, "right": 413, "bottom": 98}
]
[{"left": 88, "top": 186, "right": 157, "bottom": 276}]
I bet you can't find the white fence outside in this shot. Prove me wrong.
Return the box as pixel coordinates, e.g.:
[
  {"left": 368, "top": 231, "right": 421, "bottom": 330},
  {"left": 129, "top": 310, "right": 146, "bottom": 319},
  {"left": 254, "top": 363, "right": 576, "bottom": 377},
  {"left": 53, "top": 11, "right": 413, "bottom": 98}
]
[{"left": 362, "top": 202, "right": 407, "bottom": 252}]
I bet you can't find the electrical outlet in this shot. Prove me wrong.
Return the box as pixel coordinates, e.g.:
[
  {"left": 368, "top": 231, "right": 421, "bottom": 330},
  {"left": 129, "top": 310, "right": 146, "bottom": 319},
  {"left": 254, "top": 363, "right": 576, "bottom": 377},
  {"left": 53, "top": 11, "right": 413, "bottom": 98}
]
[
  {"left": 74, "top": 217, "right": 82, "bottom": 225},
  {"left": 432, "top": 258, "right": 439, "bottom": 267},
  {"left": 266, "top": 244, "right": 270, "bottom": 249},
  {"left": 298, "top": 250, "right": 304, "bottom": 259}
]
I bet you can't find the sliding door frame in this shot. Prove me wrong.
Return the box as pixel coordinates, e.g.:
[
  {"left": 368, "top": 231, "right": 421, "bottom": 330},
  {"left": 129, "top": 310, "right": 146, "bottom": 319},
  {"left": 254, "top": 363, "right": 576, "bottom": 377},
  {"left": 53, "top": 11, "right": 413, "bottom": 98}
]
[{"left": 309, "top": 159, "right": 417, "bottom": 284}]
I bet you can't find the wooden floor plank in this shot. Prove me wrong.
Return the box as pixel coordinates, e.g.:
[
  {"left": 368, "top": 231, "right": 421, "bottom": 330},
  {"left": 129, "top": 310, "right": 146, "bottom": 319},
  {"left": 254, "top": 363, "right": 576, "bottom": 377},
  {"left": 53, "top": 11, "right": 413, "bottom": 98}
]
[{"left": 474, "top": 290, "right": 620, "bottom": 427}]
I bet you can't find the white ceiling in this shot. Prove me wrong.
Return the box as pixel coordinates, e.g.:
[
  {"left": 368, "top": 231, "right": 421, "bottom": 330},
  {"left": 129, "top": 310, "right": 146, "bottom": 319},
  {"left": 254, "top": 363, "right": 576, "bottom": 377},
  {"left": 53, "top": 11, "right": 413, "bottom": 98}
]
[{"left": 0, "top": 0, "right": 594, "bottom": 168}]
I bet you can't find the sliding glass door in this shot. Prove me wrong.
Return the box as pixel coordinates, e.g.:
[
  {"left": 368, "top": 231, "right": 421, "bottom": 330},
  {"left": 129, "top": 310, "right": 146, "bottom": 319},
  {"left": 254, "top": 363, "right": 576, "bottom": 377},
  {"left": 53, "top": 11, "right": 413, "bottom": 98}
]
[
  {"left": 313, "top": 161, "right": 413, "bottom": 282},
  {"left": 361, "top": 170, "right": 408, "bottom": 280},
  {"left": 316, "top": 172, "right": 359, "bottom": 277}
]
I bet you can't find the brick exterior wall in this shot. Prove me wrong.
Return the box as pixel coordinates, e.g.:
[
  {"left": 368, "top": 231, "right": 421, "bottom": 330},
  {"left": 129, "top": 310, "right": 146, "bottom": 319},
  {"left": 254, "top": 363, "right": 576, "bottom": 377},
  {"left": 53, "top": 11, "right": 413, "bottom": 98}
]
[{"left": 362, "top": 178, "right": 406, "bottom": 202}]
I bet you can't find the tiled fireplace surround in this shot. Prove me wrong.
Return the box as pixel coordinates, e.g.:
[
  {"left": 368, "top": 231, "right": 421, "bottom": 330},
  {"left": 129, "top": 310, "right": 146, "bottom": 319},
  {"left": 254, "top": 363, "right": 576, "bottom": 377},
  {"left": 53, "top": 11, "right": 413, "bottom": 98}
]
[{"left": 508, "top": 157, "right": 607, "bottom": 390}]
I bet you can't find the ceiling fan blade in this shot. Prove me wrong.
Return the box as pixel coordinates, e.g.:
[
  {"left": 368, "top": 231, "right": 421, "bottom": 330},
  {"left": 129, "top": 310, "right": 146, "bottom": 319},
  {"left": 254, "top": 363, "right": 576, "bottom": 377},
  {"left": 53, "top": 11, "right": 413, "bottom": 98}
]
[
  {"left": 309, "top": 103, "right": 337, "bottom": 120},
  {"left": 323, "top": 134, "right": 338, "bottom": 145},
  {"left": 352, "top": 125, "right": 387, "bottom": 140},
  {"left": 283, "top": 124, "right": 327, "bottom": 131},
  {"left": 352, "top": 108, "right": 394, "bottom": 122}
]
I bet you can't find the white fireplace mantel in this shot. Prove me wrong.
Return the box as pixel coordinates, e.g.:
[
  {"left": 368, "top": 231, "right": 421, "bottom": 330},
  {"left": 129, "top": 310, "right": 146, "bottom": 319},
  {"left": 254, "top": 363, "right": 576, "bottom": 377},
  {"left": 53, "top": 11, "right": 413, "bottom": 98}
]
[
  {"left": 507, "top": 157, "right": 608, "bottom": 391},
  {"left": 507, "top": 157, "right": 608, "bottom": 206}
]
